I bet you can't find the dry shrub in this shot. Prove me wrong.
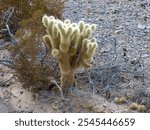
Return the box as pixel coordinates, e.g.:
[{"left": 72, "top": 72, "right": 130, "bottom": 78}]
[
  {"left": 0, "top": 0, "right": 66, "bottom": 31},
  {"left": 3, "top": 0, "right": 66, "bottom": 92}
]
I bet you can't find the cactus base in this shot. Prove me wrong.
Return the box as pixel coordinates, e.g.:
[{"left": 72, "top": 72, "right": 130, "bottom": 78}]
[{"left": 61, "top": 70, "right": 76, "bottom": 89}]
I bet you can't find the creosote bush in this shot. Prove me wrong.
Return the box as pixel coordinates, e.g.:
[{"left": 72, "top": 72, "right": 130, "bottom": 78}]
[{"left": 4, "top": 0, "right": 66, "bottom": 92}]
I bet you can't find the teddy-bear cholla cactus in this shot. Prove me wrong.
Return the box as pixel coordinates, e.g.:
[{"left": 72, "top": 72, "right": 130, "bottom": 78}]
[{"left": 42, "top": 15, "right": 97, "bottom": 88}]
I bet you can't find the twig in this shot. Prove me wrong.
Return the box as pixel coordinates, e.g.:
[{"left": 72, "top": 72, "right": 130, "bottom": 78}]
[
  {"left": 0, "top": 76, "right": 15, "bottom": 87},
  {"left": 6, "top": 24, "right": 17, "bottom": 44},
  {"left": 52, "top": 80, "right": 69, "bottom": 101},
  {"left": 118, "top": 80, "right": 131, "bottom": 89},
  {"left": 85, "top": 69, "right": 95, "bottom": 94},
  {"left": 52, "top": 100, "right": 64, "bottom": 110},
  {"left": 0, "top": 60, "right": 14, "bottom": 68},
  {"left": 40, "top": 43, "right": 48, "bottom": 67},
  {"left": 0, "top": 60, "right": 13, "bottom": 64},
  {"left": 1, "top": 7, "right": 17, "bottom": 44},
  {"left": 5, "top": 7, "right": 14, "bottom": 25},
  {"left": 0, "top": 29, "right": 7, "bottom": 33}
]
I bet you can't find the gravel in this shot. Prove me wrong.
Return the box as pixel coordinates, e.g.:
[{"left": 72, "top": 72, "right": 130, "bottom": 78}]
[
  {"left": 63, "top": 0, "right": 150, "bottom": 106},
  {"left": 63, "top": 0, "right": 150, "bottom": 51},
  {"left": 63, "top": 0, "right": 150, "bottom": 72}
]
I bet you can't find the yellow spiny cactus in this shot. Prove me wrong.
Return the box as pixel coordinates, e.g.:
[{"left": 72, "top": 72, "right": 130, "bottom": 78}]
[{"left": 42, "top": 15, "right": 98, "bottom": 89}]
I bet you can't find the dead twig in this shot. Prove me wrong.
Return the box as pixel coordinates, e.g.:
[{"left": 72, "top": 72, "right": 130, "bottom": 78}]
[
  {"left": 40, "top": 42, "right": 48, "bottom": 67},
  {"left": 0, "top": 60, "right": 14, "bottom": 69},
  {"left": 52, "top": 80, "right": 70, "bottom": 101},
  {"left": 1, "top": 7, "right": 17, "bottom": 44},
  {"left": 0, "top": 76, "right": 15, "bottom": 87},
  {"left": 6, "top": 24, "right": 17, "bottom": 44}
]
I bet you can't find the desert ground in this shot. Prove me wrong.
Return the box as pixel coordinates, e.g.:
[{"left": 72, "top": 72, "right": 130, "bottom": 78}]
[{"left": 0, "top": 0, "right": 150, "bottom": 112}]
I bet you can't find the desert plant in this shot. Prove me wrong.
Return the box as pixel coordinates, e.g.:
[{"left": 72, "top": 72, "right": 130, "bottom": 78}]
[
  {"left": 5, "top": 0, "right": 66, "bottom": 92},
  {"left": 0, "top": 0, "right": 66, "bottom": 30},
  {"left": 42, "top": 15, "right": 98, "bottom": 89}
]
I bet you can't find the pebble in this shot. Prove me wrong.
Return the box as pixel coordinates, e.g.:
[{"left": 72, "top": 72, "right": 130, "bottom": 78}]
[
  {"left": 63, "top": 0, "right": 150, "bottom": 45},
  {"left": 115, "top": 30, "right": 122, "bottom": 34},
  {"left": 92, "top": 106, "right": 104, "bottom": 112},
  {"left": 147, "top": 25, "right": 150, "bottom": 29},
  {"left": 137, "top": 24, "right": 146, "bottom": 29},
  {"left": 3, "top": 98, "right": 9, "bottom": 104}
]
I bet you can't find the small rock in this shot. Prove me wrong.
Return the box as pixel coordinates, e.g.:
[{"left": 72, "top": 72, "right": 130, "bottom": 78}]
[
  {"left": 3, "top": 99, "right": 9, "bottom": 104},
  {"left": 140, "top": 2, "right": 148, "bottom": 8},
  {"left": 137, "top": 24, "right": 146, "bottom": 29},
  {"left": 112, "top": 9, "right": 119, "bottom": 14},
  {"left": 142, "top": 15, "right": 149, "bottom": 21},
  {"left": 118, "top": 26, "right": 123, "bottom": 29},
  {"left": 115, "top": 30, "right": 122, "bottom": 34},
  {"left": 92, "top": 106, "right": 104, "bottom": 113},
  {"left": 147, "top": 25, "right": 150, "bottom": 29},
  {"left": 103, "top": 104, "right": 107, "bottom": 108},
  {"left": 142, "top": 53, "right": 150, "bottom": 58}
]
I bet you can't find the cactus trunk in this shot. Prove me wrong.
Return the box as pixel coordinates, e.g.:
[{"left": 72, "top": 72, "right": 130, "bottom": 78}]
[{"left": 61, "top": 69, "right": 76, "bottom": 88}]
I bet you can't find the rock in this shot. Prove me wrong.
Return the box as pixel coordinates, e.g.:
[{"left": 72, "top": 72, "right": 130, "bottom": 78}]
[
  {"left": 147, "top": 25, "right": 150, "bottom": 29},
  {"left": 137, "top": 24, "right": 146, "bottom": 29},
  {"left": 3, "top": 98, "right": 9, "bottom": 104},
  {"left": 92, "top": 106, "right": 104, "bottom": 113},
  {"left": 103, "top": 104, "right": 107, "bottom": 108},
  {"left": 115, "top": 30, "right": 122, "bottom": 34}
]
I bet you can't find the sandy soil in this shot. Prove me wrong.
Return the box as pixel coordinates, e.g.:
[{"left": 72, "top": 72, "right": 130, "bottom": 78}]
[
  {"left": 0, "top": 52, "right": 128, "bottom": 113},
  {"left": 0, "top": 58, "right": 137, "bottom": 113}
]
